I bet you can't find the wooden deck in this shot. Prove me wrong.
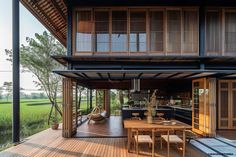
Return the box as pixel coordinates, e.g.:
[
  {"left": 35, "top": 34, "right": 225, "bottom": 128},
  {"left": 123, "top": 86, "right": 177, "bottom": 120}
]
[
  {"left": 76, "top": 116, "right": 127, "bottom": 137},
  {"left": 0, "top": 126, "right": 206, "bottom": 157}
]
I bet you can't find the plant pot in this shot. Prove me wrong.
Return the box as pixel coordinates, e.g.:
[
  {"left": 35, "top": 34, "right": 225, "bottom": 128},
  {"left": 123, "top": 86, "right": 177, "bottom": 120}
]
[{"left": 51, "top": 123, "right": 59, "bottom": 130}]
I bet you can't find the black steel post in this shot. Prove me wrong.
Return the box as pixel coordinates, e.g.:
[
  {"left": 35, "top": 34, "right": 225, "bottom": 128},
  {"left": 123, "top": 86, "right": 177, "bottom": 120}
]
[
  {"left": 67, "top": 0, "right": 72, "bottom": 57},
  {"left": 87, "top": 89, "right": 89, "bottom": 114},
  {"left": 12, "top": 0, "right": 20, "bottom": 143},
  {"left": 89, "top": 89, "right": 93, "bottom": 111}
]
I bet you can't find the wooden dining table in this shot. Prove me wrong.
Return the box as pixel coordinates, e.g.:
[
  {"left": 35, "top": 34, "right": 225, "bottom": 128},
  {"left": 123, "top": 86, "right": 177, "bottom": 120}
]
[{"left": 123, "top": 119, "right": 192, "bottom": 157}]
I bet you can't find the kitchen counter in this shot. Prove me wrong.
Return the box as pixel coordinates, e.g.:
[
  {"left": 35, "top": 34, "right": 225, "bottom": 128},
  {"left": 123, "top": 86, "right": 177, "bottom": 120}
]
[{"left": 122, "top": 105, "right": 192, "bottom": 125}]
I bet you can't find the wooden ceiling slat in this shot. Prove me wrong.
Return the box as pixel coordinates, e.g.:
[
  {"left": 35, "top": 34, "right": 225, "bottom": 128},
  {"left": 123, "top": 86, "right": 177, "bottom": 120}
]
[{"left": 21, "top": 0, "right": 67, "bottom": 46}]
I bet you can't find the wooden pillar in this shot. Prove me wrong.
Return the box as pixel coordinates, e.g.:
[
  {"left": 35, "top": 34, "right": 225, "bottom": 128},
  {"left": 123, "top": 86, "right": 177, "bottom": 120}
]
[
  {"left": 62, "top": 78, "right": 75, "bottom": 138},
  {"left": 104, "top": 89, "right": 110, "bottom": 117}
]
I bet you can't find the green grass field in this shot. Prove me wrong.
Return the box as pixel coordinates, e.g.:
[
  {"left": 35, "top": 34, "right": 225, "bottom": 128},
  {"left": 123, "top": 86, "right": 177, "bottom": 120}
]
[
  {"left": 0, "top": 99, "right": 89, "bottom": 150},
  {"left": 0, "top": 96, "right": 122, "bottom": 151}
]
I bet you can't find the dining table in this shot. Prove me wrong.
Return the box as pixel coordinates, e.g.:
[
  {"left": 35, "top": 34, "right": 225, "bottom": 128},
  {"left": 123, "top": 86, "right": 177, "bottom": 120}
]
[{"left": 123, "top": 119, "right": 192, "bottom": 157}]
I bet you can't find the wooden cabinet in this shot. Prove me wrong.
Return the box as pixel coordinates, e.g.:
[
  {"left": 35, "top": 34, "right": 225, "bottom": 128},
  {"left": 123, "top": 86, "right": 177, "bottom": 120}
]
[{"left": 218, "top": 80, "right": 236, "bottom": 129}]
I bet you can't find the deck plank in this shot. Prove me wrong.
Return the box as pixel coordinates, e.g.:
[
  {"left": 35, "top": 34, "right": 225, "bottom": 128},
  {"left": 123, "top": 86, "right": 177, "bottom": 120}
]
[{"left": 0, "top": 126, "right": 205, "bottom": 157}]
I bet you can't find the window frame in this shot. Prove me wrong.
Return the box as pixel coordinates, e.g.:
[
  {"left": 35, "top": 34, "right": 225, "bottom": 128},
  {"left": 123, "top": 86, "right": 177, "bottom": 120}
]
[{"left": 73, "top": 7, "right": 199, "bottom": 56}]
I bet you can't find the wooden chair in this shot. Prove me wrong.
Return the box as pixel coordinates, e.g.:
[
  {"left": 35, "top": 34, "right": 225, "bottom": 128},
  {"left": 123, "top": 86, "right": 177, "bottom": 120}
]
[
  {"left": 133, "top": 128, "right": 155, "bottom": 157},
  {"left": 160, "top": 130, "right": 185, "bottom": 157},
  {"left": 175, "top": 129, "right": 198, "bottom": 143}
]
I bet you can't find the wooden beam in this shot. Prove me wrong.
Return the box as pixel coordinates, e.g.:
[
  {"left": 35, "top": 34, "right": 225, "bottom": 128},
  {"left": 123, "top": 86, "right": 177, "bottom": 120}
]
[
  {"left": 182, "top": 73, "right": 200, "bottom": 79},
  {"left": 97, "top": 73, "right": 104, "bottom": 79},
  {"left": 137, "top": 73, "right": 143, "bottom": 79},
  {"left": 75, "top": 73, "right": 85, "bottom": 79},
  {"left": 82, "top": 73, "right": 89, "bottom": 79},
  {"left": 50, "top": 0, "right": 66, "bottom": 22},
  {"left": 153, "top": 73, "right": 162, "bottom": 78},
  {"left": 167, "top": 72, "right": 182, "bottom": 79}
]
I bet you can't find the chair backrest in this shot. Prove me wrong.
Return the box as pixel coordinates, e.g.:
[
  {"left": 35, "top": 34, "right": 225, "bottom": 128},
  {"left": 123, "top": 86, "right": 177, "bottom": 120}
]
[{"left": 132, "top": 112, "right": 140, "bottom": 117}]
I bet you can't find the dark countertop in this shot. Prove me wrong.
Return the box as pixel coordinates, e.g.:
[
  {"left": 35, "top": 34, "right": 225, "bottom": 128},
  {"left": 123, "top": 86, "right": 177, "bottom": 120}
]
[
  {"left": 158, "top": 105, "right": 192, "bottom": 111},
  {"left": 122, "top": 107, "right": 172, "bottom": 111}
]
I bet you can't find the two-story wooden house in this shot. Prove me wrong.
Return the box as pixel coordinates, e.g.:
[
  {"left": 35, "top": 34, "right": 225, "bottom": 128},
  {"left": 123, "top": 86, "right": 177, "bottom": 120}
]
[{"left": 18, "top": 0, "right": 236, "bottom": 139}]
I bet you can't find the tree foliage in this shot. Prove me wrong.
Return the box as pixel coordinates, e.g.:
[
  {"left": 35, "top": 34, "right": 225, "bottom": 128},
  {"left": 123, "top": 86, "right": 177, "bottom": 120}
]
[
  {"left": 3, "top": 82, "right": 12, "bottom": 101},
  {"left": 5, "top": 31, "right": 66, "bottom": 123}
]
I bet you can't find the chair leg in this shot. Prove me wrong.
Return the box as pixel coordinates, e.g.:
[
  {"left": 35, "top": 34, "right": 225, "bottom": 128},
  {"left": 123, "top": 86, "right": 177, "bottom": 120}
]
[
  {"left": 160, "top": 137, "right": 162, "bottom": 150},
  {"left": 152, "top": 143, "right": 154, "bottom": 157},
  {"left": 136, "top": 142, "right": 139, "bottom": 157}
]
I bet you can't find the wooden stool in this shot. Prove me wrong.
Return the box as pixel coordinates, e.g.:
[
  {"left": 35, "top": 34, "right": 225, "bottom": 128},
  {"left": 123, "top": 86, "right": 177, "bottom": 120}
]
[
  {"left": 156, "top": 112, "right": 165, "bottom": 120},
  {"left": 131, "top": 112, "right": 141, "bottom": 120}
]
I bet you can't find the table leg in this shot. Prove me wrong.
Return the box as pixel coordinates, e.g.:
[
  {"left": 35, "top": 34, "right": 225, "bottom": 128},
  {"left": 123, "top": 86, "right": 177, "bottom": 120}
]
[
  {"left": 183, "top": 129, "right": 186, "bottom": 157},
  {"left": 127, "top": 128, "right": 131, "bottom": 152},
  {"left": 167, "top": 130, "right": 170, "bottom": 157}
]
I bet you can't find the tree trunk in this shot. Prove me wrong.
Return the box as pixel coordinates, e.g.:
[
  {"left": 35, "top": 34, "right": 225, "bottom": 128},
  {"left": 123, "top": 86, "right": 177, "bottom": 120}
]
[{"left": 118, "top": 90, "right": 124, "bottom": 105}]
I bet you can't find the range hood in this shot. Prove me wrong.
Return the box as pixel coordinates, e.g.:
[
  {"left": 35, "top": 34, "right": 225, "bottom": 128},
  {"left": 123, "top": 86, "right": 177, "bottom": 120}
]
[{"left": 131, "top": 79, "right": 140, "bottom": 92}]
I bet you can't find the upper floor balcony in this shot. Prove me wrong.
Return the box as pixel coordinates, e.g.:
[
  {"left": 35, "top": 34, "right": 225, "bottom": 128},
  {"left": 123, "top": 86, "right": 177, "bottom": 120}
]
[{"left": 73, "top": 7, "right": 236, "bottom": 57}]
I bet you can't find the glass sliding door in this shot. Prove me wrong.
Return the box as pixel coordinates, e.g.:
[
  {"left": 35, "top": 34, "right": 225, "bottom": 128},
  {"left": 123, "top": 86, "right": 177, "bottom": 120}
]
[
  {"left": 218, "top": 80, "right": 236, "bottom": 129},
  {"left": 76, "top": 11, "right": 93, "bottom": 52},
  {"left": 232, "top": 81, "right": 236, "bottom": 128},
  {"left": 112, "top": 11, "right": 127, "bottom": 52},
  {"left": 129, "top": 11, "right": 147, "bottom": 52}
]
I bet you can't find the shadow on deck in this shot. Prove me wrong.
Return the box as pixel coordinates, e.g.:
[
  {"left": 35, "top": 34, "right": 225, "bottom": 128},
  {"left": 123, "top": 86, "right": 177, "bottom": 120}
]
[{"left": 0, "top": 116, "right": 206, "bottom": 157}]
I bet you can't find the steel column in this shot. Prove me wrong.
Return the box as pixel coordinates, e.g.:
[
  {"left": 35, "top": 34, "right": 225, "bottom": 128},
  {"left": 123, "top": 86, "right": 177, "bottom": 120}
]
[
  {"left": 12, "top": 0, "right": 20, "bottom": 143},
  {"left": 67, "top": 0, "right": 73, "bottom": 69},
  {"left": 89, "top": 89, "right": 93, "bottom": 111}
]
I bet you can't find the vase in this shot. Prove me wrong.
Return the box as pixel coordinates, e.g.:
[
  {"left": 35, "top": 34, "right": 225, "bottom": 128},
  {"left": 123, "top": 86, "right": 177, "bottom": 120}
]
[{"left": 147, "top": 116, "right": 153, "bottom": 124}]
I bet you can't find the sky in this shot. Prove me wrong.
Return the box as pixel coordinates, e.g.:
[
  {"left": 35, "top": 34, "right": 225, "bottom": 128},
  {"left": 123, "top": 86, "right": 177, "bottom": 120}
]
[{"left": 0, "top": 0, "right": 48, "bottom": 93}]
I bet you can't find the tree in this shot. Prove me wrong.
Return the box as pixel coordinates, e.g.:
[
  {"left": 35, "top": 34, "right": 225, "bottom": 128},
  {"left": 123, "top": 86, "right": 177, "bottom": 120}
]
[
  {"left": 118, "top": 90, "right": 124, "bottom": 105},
  {"left": 3, "top": 82, "right": 12, "bottom": 101},
  {"left": 0, "top": 86, "right": 3, "bottom": 100},
  {"left": 5, "top": 31, "right": 66, "bottom": 123}
]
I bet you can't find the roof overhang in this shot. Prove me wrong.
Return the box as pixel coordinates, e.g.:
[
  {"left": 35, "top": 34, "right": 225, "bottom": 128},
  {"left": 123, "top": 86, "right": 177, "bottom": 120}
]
[
  {"left": 53, "top": 69, "right": 236, "bottom": 89},
  {"left": 20, "top": 0, "right": 67, "bottom": 46}
]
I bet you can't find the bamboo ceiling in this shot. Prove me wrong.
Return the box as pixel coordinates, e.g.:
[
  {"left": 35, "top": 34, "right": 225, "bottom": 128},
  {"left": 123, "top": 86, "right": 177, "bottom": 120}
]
[{"left": 20, "top": 0, "right": 67, "bottom": 46}]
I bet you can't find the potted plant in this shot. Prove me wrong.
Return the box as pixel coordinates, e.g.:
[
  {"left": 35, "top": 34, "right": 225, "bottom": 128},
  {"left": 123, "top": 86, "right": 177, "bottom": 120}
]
[{"left": 50, "top": 114, "right": 59, "bottom": 130}]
